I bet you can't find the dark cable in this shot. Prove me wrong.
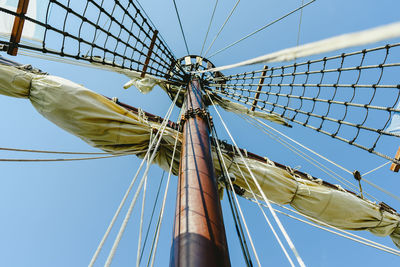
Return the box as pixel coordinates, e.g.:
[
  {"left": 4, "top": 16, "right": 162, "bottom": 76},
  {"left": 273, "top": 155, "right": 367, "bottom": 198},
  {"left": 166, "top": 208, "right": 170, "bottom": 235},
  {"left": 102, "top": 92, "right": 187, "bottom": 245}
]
[
  {"left": 139, "top": 171, "right": 166, "bottom": 263},
  {"left": 172, "top": 0, "right": 190, "bottom": 55},
  {"left": 207, "top": 112, "right": 253, "bottom": 267}
]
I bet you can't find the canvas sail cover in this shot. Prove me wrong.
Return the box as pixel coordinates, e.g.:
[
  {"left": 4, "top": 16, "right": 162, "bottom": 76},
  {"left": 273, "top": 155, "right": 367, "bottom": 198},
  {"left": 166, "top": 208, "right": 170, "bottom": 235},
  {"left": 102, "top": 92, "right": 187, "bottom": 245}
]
[
  {"left": 1, "top": 62, "right": 400, "bottom": 248},
  {"left": 0, "top": 0, "right": 46, "bottom": 42}
]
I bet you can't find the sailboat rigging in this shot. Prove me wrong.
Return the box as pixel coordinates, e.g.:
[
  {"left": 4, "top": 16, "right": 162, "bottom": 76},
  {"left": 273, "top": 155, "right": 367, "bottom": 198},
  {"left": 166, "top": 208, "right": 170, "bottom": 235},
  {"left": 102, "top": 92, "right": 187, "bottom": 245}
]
[{"left": 1, "top": 0, "right": 400, "bottom": 266}]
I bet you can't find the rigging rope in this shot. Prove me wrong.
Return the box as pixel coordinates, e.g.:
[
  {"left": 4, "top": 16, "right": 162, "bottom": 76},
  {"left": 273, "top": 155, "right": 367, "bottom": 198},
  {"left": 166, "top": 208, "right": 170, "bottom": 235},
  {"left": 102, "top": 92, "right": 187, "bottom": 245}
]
[
  {"left": 0, "top": 1, "right": 185, "bottom": 81},
  {"left": 296, "top": 0, "right": 305, "bottom": 49},
  {"left": 136, "top": 133, "right": 153, "bottom": 266},
  {"left": 0, "top": 154, "right": 134, "bottom": 162},
  {"left": 273, "top": 209, "right": 400, "bottom": 256},
  {"left": 172, "top": 0, "right": 190, "bottom": 55},
  {"left": 138, "top": 171, "right": 165, "bottom": 263},
  {"left": 243, "top": 111, "right": 400, "bottom": 205},
  {"left": 133, "top": 0, "right": 176, "bottom": 57},
  {"left": 210, "top": 121, "right": 260, "bottom": 267},
  {"left": 88, "top": 152, "right": 151, "bottom": 267},
  {"left": 207, "top": 0, "right": 316, "bottom": 58},
  {"left": 241, "top": 116, "right": 359, "bottom": 191},
  {"left": 361, "top": 178, "right": 400, "bottom": 203},
  {"left": 233, "top": 158, "right": 302, "bottom": 267},
  {"left": 88, "top": 87, "right": 182, "bottom": 267},
  {"left": 0, "top": 147, "right": 109, "bottom": 155},
  {"left": 16, "top": 48, "right": 181, "bottom": 89},
  {"left": 199, "top": 22, "right": 400, "bottom": 73},
  {"left": 251, "top": 116, "right": 353, "bottom": 175},
  {"left": 103, "top": 87, "right": 182, "bottom": 267},
  {"left": 241, "top": 115, "right": 381, "bottom": 203},
  {"left": 246, "top": 198, "right": 400, "bottom": 256},
  {"left": 256, "top": 200, "right": 400, "bottom": 256},
  {"left": 148, "top": 128, "right": 181, "bottom": 267},
  {"left": 243, "top": 115, "right": 400, "bottom": 204},
  {"left": 203, "top": 0, "right": 241, "bottom": 57},
  {"left": 224, "top": 178, "right": 254, "bottom": 267},
  {"left": 83, "top": 15, "right": 111, "bottom": 58},
  {"left": 104, "top": 157, "right": 150, "bottom": 267},
  {"left": 207, "top": 92, "right": 306, "bottom": 267},
  {"left": 207, "top": 42, "right": 400, "bottom": 165},
  {"left": 200, "top": 0, "right": 218, "bottom": 57},
  {"left": 363, "top": 161, "right": 391, "bottom": 176},
  {"left": 214, "top": 87, "right": 400, "bottom": 163}
]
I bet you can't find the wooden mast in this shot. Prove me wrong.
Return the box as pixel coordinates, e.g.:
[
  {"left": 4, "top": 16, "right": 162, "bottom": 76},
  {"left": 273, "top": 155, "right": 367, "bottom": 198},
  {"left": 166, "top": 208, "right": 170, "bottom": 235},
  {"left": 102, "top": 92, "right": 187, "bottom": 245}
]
[{"left": 170, "top": 77, "right": 231, "bottom": 266}]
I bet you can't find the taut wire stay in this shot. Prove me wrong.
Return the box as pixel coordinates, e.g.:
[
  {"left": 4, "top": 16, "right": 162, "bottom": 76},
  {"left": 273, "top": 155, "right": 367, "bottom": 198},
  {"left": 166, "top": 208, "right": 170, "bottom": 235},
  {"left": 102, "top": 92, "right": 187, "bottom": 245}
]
[
  {"left": 207, "top": 0, "right": 316, "bottom": 58},
  {"left": 199, "top": 0, "right": 218, "bottom": 57},
  {"left": 172, "top": 0, "right": 190, "bottom": 55},
  {"left": 203, "top": 0, "right": 241, "bottom": 58}
]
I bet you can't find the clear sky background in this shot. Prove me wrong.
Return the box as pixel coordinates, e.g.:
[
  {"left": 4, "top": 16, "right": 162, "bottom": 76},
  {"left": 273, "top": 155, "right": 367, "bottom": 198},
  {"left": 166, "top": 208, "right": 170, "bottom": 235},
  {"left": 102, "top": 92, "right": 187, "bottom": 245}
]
[{"left": 1, "top": 0, "right": 400, "bottom": 266}]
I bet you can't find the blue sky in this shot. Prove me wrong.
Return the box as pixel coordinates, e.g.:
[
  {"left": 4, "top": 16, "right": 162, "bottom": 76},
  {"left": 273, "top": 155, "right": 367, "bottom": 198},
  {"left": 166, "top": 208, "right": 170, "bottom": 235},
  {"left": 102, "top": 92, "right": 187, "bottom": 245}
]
[{"left": 1, "top": 0, "right": 400, "bottom": 266}]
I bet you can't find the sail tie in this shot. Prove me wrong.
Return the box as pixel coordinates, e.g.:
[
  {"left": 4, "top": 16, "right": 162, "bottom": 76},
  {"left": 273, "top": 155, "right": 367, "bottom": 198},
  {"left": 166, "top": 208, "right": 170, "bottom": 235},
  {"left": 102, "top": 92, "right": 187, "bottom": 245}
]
[
  {"left": 289, "top": 181, "right": 300, "bottom": 205},
  {"left": 353, "top": 170, "right": 364, "bottom": 199}
]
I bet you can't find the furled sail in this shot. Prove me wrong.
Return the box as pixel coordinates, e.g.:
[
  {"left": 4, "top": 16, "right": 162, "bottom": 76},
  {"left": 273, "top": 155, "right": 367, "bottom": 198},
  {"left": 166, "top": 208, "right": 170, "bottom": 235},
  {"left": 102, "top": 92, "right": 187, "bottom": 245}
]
[{"left": 1, "top": 61, "right": 399, "bottom": 249}]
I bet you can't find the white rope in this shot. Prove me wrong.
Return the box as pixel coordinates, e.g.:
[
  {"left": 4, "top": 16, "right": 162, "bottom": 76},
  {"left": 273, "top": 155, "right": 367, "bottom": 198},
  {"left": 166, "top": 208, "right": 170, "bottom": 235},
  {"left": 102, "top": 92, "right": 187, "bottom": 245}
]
[
  {"left": 18, "top": 49, "right": 106, "bottom": 70},
  {"left": 242, "top": 116, "right": 361, "bottom": 193},
  {"left": 133, "top": 0, "right": 176, "bottom": 56},
  {"left": 296, "top": 0, "right": 305, "bottom": 48},
  {"left": 88, "top": 153, "right": 150, "bottom": 267},
  {"left": 214, "top": 136, "right": 263, "bottom": 266},
  {"left": 247, "top": 198, "right": 400, "bottom": 256},
  {"left": 242, "top": 115, "right": 382, "bottom": 203},
  {"left": 275, "top": 206, "right": 400, "bottom": 256},
  {"left": 247, "top": 116, "right": 400, "bottom": 204},
  {"left": 203, "top": 0, "right": 241, "bottom": 57},
  {"left": 207, "top": 0, "right": 315, "bottom": 59},
  {"left": 252, "top": 117, "right": 353, "bottom": 175},
  {"left": 361, "top": 178, "right": 400, "bottom": 203},
  {"left": 363, "top": 161, "right": 391, "bottom": 176},
  {"left": 88, "top": 87, "right": 182, "bottom": 267},
  {"left": 84, "top": 17, "right": 111, "bottom": 58},
  {"left": 200, "top": 0, "right": 218, "bottom": 57},
  {"left": 197, "top": 21, "right": 400, "bottom": 73},
  {"left": 275, "top": 210, "right": 400, "bottom": 256},
  {"left": 136, "top": 133, "right": 153, "bottom": 266},
  {"left": 17, "top": 49, "right": 174, "bottom": 85},
  {"left": 136, "top": 168, "right": 148, "bottom": 266},
  {"left": 233, "top": 161, "right": 294, "bottom": 267},
  {"left": 104, "top": 161, "right": 149, "bottom": 267},
  {"left": 207, "top": 92, "right": 306, "bottom": 267},
  {"left": 149, "top": 127, "right": 181, "bottom": 267},
  {"left": 104, "top": 87, "right": 182, "bottom": 266}
]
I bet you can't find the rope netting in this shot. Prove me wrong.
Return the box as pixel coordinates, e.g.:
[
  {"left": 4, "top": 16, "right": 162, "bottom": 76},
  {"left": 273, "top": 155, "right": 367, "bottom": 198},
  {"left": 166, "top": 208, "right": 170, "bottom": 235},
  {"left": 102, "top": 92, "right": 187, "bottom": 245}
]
[
  {"left": 207, "top": 43, "right": 400, "bottom": 164},
  {"left": 0, "top": 0, "right": 185, "bottom": 82}
]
